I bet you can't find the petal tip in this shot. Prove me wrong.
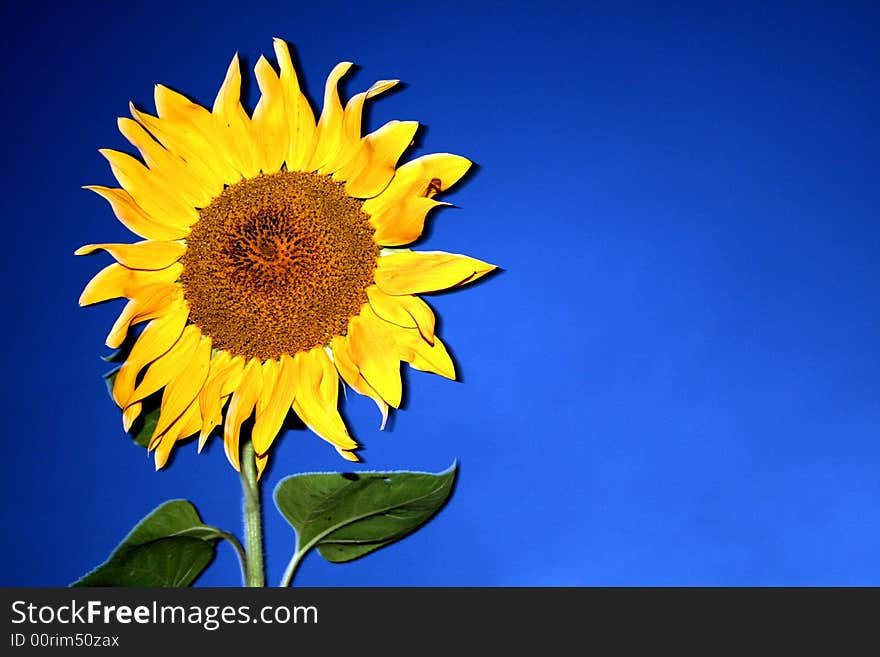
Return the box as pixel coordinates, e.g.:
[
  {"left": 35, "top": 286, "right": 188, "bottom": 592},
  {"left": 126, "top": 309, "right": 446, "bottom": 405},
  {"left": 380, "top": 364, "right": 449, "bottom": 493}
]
[{"left": 337, "top": 448, "right": 361, "bottom": 462}]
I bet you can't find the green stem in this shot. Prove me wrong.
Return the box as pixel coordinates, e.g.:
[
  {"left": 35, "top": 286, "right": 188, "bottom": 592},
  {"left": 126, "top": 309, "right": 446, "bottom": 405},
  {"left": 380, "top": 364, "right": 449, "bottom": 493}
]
[
  {"left": 218, "top": 530, "right": 249, "bottom": 585},
  {"left": 280, "top": 545, "right": 305, "bottom": 587},
  {"left": 240, "top": 440, "right": 265, "bottom": 587}
]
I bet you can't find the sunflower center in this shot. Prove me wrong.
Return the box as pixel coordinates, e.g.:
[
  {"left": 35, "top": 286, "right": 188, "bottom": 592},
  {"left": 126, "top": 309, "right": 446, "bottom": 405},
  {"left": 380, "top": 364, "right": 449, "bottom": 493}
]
[{"left": 180, "top": 171, "right": 379, "bottom": 360}]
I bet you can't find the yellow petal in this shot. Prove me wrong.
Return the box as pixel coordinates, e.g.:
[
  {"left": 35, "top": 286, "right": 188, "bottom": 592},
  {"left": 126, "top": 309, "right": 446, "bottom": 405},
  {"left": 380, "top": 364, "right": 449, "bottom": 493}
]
[
  {"left": 368, "top": 301, "right": 454, "bottom": 379},
  {"left": 252, "top": 56, "right": 288, "bottom": 173},
  {"left": 112, "top": 300, "right": 189, "bottom": 408},
  {"left": 129, "top": 102, "right": 231, "bottom": 190},
  {"left": 126, "top": 324, "right": 202, "bottom": 408},
  {"left": 273, "top": 38, "right": 316, "bottom": 172},
  {"left": 255, "top": 359, "right": 278, "bottom": 415},
  {"left": 323, "top": 79, "right": 398, "bottom": 175},
  {"left": 153, "top": 334, "right": 212, "bottom": 437},
  {"left": 153, "top": 84, "right": 240, "bottom": 185},
  {"left": 397, "top": 294, "right": 436, "bottom": 344},
  {"left": 292, "top": 348, "right": 357, "bottom": 451},
  {"left": 368, "top": 286, "right": 415, "bottom": 328},
  {"left": 385, "top": 321, "right": 456, "bottom": 380},
  {"left": 153, "top": 398, "right": 202, "bottom": 470},
  {"left": 341, "top": 121, "right": 419, "bottom": 199},
  {"left": 337, "top": 448, "right": 360, "bottom": 462},
  {"left": 362, "top": 152, "right": 469, "bottom": 244},
  {"left": 330, "top": 335, "right": 389, "bottom": 428},
  {"left": 122, "top": 402, "right": 142, "bottom": 432},
  {"left": 78, "top": 262, "right": 182, "bottom": 306},
  {"left": 346, "top": 309, "right": 402, "bottom": 408},
  {"left": 83, "top": 186, "right": 189, "bottom": 241},
  {"left": 98, "top": 148, "right": 200, "bottom": 228},
  {"left": 371, "top": 196, "right": 450, "bottom": 246},
  {"left": 367, "top": 287, "right": 435, "bottom": 344},
  {"left": 198, "top": 353, "right": 244, "bottom": 450},
  {"left": 212, "top": 54, "right": 260, "bottom": 179},
  {"left": 154, "top": 84, "right": 207, "bottom": 123},
  {"left": 362, "top": 152, "right": 471, "bottom": 214},
  {"left": 374, "top": 250, "right": 496, "bottom": 295},
  {"left": 105, "top": 283, "right": 179, "bottom": 348},
  {"left": 116, "top": 117, "right": 214, "bottom": 209},
  {"left": 304, "top": 62, "right": 352, "bottom": 172},
  {"left": 224, "top": 358, "right": 262, "bottom": 471},
  {"left": 406, "top": 334, "right": 455, "bottom": 379},
  {"left": 177, "top": 400, "right": 203, "bottom": 439},
  {"left": 255, "top": 452, "right": 270, "bottom": 480},
  {"left": 317, "top": 350, "right": 340, "bottom": 407},
  {"left": 252, "top": 355, "right": 298, "bottom": 455},
  {"left": 75, "top": 240, "right": 185, "bottom": 270}
]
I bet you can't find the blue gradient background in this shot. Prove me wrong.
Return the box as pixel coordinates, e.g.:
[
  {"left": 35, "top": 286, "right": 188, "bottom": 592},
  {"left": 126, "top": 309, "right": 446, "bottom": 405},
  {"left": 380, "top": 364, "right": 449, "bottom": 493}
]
[{"left": 1, "top": 1, "right": 878, "bottom": 586}]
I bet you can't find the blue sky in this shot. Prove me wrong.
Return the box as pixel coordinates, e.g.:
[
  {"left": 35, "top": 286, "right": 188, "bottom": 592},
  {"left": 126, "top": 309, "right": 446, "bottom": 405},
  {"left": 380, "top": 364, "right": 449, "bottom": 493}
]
[{"left": 1, "top": 1, "right": 878, "bottom": 586}]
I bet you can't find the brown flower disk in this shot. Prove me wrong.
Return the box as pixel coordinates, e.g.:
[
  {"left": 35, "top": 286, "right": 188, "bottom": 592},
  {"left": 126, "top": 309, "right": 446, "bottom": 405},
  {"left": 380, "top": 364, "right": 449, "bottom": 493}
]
[{"left": 181, "top": 171, "right": 379, "bottom": 360}]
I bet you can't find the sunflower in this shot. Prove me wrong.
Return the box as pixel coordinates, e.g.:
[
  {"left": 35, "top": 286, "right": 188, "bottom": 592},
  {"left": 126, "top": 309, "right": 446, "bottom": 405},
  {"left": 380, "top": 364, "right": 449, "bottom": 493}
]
[{"left": 76, "top": 39, "right": 495, "bottom": 477}]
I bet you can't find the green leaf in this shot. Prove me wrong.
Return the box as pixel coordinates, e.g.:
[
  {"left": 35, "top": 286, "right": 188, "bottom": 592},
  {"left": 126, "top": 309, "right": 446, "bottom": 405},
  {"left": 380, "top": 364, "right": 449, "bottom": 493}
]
[
  {"left": 274, "top": 463, "right": 457, "bottom": 564},
  {"left": 72, "top": 500, "right": 224, "bottom": 587}
]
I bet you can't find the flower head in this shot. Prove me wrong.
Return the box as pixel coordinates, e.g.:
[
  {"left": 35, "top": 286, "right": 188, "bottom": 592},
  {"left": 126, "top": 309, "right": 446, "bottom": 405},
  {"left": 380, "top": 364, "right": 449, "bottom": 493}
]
[{"left": 77, "top": 39, "right": 495, "bottom": 476}]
